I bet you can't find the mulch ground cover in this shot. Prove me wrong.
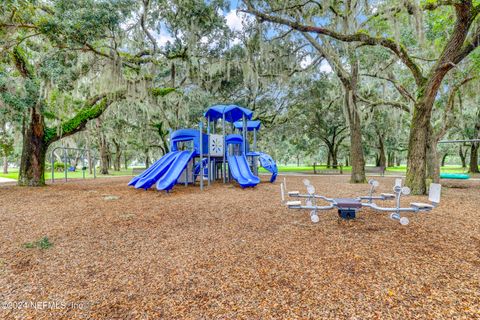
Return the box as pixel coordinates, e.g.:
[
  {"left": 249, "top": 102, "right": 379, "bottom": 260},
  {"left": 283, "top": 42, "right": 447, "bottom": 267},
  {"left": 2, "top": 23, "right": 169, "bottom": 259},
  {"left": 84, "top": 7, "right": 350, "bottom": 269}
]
[{"left": 0, "top": 175, "right": 479, "bottom": 319}]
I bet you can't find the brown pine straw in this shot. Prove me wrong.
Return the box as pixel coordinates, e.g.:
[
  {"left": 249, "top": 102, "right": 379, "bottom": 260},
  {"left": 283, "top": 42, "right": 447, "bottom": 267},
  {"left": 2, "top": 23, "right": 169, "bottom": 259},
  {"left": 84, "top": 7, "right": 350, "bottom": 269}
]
[{"left": 0, "top": 175, "right": 479, "bottom": 319}]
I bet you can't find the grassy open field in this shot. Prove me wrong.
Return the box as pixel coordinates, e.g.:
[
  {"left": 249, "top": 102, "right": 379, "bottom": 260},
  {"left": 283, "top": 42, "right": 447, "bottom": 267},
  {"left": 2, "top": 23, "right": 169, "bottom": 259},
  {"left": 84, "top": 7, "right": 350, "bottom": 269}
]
[
  {"left": 258, "top": 165, "right": 473, "bottom": 174},
  {"left": 1, "top": 164, "right": 476, "bottom": 182},
  {"left": 0, "top": 168, "right": 134, "bottom": 181}
]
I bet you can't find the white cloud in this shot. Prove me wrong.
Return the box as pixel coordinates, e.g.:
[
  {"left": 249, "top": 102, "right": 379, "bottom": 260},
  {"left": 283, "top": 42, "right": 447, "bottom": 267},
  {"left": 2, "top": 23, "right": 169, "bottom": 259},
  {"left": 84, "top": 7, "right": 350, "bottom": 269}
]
[
  {"left": 224, "top": 10, "right": 251, "bottom": 46},
  {"left": 319, "top": 60, "right": 333, "bottom": 73},
  {"left": 300, "top": 56, "right": 313, "bottom": 68},
  {"left": 154, "top": 30, "right": 174, "bottom": 47},
  {"left": 300, "top": 56, "right": 333, "bottom": 73},
  {"left": 225, "top": 10, "right": 244, "bottom": 32},
  {"left": 231, "top": 37, "right": 242, "bottom": 45}
]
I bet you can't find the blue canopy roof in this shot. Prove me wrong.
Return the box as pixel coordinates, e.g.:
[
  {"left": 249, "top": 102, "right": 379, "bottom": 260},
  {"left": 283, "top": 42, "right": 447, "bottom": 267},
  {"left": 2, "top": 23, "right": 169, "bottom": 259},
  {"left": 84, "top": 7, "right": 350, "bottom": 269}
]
[
  {"left": 234, "top": 120, "right": 261, "bottom": 131},
  {"left": 204, "top": 104, "right": 253, "bottom": 123}
]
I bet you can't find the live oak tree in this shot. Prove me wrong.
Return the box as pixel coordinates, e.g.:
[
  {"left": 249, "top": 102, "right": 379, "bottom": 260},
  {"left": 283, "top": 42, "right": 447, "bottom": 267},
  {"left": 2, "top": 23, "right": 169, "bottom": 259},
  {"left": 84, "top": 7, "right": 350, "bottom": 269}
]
[
  {"left": 244, "top": 0, "right": 480, "bottom": 194},
  {"left": 12, "top": 48, "right": 125, "bottom": 185},
  {"left": 0, "top": 0, "right": 174, "bottom": 185},
  {"left": 302, "top": 77, "right": 348, "bottom": 169},
  {"left": 2, "top": 0, "right": 478, "bottom": 187}
]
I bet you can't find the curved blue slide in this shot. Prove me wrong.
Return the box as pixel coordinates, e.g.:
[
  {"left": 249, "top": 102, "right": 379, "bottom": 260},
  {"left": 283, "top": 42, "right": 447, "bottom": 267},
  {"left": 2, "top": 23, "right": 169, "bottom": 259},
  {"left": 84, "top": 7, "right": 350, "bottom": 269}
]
[
  {"left": 258, "top": 153, "right": 278, "bottom": 183},
  {"left": 156, "top": 150, "right": 195, "bottom": 191},
  {"left": 227, "top": 154, "right": 260, "bottom": 188},
  {"left": 128, "top": 151, "right": 177, "bottom": 187},
  {"left": 133, "top": 151, "right": 180, "bottom": 190}
]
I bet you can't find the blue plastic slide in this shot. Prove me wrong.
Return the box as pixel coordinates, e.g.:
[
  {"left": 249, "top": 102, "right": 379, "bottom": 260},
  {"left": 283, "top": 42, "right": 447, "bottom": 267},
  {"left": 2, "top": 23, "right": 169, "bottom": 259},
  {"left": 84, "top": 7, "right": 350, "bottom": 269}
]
[
  {"left": 133, "top": 151, "right": 180, "bottom": 189},
  {"left": 227, "top": 154, "right": 260, "bottom": 188},
  {"left": 156, "top": 150, "right": 195, "bottom": 191},
  {"left": 258, "top": 153, "right": 278, "bottom": 183},
  {"left": 128, "top": 151, "right": 177, "bottom": 186}
]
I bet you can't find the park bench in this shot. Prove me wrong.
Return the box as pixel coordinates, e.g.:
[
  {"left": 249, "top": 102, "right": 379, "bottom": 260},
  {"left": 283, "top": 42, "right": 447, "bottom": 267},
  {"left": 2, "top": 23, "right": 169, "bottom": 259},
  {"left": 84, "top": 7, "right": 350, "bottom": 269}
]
[
  {"left": 365, "top": 166, "right": 385, "bottom": 176},
  {"left": 315, "top": 166, "right": 343, "bottom": 175}
]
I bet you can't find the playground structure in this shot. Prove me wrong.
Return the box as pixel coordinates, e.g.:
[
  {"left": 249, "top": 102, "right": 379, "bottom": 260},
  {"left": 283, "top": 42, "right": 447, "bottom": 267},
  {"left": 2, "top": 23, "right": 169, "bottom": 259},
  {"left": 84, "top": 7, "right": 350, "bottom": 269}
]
[
  {"left": 129, "top": 104, "right": 278, "bottom": 191},
  {"left": 50, "top": 146, "right": 96, "bottom": 183},
  {"left": 280, "top": 177, "right": 441, "bottom": 225}
]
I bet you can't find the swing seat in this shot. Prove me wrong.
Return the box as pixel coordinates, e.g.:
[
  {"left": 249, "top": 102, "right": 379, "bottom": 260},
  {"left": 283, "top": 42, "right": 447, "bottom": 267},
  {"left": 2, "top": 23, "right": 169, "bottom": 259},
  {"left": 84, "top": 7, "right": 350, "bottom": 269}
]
[
  {"left": 286, "top": 201, "right": 301, "bottom": 207},
  {"left": 410, "top": 183, "right": 441, "bottom": 210},
  {"left": 410, "top": 202, "right": 434, "bottom": 209},
  {"left": 380, "top": 193, "right": 395, "bottom": 198},
  {"left": 288, "top": 191, "right": 299, "bottom": 196}
]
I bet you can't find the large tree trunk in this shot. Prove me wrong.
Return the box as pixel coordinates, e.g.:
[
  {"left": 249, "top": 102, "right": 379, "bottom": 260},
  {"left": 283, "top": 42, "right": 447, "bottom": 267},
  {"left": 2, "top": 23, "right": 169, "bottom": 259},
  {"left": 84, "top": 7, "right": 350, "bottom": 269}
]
[
  {"left": 459, "top": 146, "right": 467, "bottom": 168},
  {"left": 406, "top": 104, "right": 430, "bottom": 194},
  {"left": 324, "top": 142, "right": 339, "bottom": 169},
  {"left": 441, "top": 152, "right": 448, "bottom": 167},
  {"left": 96, "top": 118, "right": 109, "bottom": 175},
  {"left": 331, "top": 149, "right": 338, "bottom": 169},
  {"left": 377, "top": 133, "right": 386, "bottom": 168},
  {"left": 112, "top": 139, "right": 121, "bottom": 171},
  {"left": 345, "top": 50, "right": 365, "bottom": 183},
  {"left": 349, "top": 120, "right": 366, "bottom": 183},
  {"left": 345, "top": 90, "right": 365, "bottom": 183},
  {"left": 145, "top": 149, "right": 150, "bottom": 168},
  {"left": 387, "top": 151, "right": 395, "bottom": 168},
  {"left": 18, "top": 107, "right": 48, "bottom": 186},
  {"left": 87, "top": 150, "right": 93, "bottom": 175},
  {"left": 426, "top": 130, "right": 440, "bottom": 183},
  {"left": 123, "top": 153, "right": 129, "bottom": 170},
  {"left": 2, "top": 156, "right": 7, "bottom": 174},
  {"left": 468, "top": 116, "right": 479, "bottom": 172},
  {"left": 470, "top": 143, "right": 479, "bottom": 173}
]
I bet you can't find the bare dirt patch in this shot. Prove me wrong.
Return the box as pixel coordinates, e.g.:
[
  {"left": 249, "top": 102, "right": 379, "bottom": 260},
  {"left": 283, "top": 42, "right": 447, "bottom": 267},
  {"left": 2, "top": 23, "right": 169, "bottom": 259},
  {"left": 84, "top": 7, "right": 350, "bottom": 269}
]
[{"left": 0, "top": 176, "right": 479, "bottom": 319}]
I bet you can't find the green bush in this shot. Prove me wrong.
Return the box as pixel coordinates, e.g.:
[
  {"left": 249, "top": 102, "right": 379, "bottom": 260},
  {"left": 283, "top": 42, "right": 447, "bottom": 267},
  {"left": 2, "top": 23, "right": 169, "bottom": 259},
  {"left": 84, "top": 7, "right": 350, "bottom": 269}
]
[{"left": 45, "top": 162, "right": 68, "bottom": 172}]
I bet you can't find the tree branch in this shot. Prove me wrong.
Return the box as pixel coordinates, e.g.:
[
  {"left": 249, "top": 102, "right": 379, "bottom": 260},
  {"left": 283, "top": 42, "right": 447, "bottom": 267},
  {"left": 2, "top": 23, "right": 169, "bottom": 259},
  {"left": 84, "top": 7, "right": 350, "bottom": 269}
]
[
  {"left": 454, "top": 22, "right": 480, "bottom": 64},
  {"left": 361, "top": 73, "right": 415, "bottom": 102},
  {"left": 140, "top": 0, "right": 158, "bottom": 52},
  {"left": 243, "top": 1, "right": 426, "bottom": 86},
  {"left": 358, "top": 95, "right": 410, "bottom": 113},
  {"left": 436, "top": 75, "right": 477, "bottom": 139},
  {"left": 422, "top": 0, "right": 459, "bottom": 11},
  {"left": 11, "top": 46, "right": 35, "bottom": 79},
  {"left": 44, "top": 91, "right": 126, "bottom": 144}
]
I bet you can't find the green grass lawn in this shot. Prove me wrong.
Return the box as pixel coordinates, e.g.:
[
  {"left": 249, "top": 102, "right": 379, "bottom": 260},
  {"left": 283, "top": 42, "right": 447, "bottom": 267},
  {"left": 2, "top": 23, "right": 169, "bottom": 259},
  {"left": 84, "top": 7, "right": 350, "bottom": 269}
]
[
  {"left": 259, "top": 165, "right": 471, "bottom": 174},
  {"left": 1, "top": 165, "right": 474, "bottom": 181},
  {"left": 0, "top": 168, "right": 134, "bottom": 181}
]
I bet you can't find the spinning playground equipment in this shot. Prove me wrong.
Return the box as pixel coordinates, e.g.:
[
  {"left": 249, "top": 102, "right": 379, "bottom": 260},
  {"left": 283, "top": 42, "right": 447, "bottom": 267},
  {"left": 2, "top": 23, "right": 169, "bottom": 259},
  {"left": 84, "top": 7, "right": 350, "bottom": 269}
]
[
  {"left": 129, "top": 105, "right": 278, "bottom": 191},
  {"left": 280, "top": 178, "right": 441, "bottom": 225}
]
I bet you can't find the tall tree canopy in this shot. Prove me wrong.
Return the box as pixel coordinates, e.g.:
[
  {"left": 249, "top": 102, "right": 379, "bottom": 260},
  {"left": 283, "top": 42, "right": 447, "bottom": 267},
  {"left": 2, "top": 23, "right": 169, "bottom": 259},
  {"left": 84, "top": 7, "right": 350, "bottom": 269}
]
[{"left": 1, "top": 0, "right": 479, "bottom": 193}]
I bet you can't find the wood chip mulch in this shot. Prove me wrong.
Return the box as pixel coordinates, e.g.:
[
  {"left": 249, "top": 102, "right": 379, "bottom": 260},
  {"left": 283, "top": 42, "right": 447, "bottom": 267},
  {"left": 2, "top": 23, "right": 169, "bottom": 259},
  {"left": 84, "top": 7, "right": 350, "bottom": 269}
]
[{"left": 0, "top": 175, "right": 479, "bottom": 319}]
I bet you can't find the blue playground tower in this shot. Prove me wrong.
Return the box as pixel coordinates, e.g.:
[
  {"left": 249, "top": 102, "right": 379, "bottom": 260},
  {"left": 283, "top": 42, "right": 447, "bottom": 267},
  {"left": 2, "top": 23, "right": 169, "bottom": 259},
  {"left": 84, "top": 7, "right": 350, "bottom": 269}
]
[{"left": 128, "top": 104, "right": 278, "bottom": 191}]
